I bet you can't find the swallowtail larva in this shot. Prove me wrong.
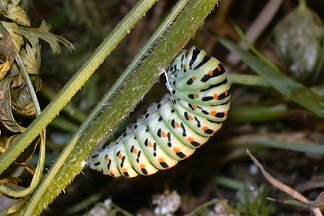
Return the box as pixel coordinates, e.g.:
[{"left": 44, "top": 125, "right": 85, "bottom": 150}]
[{"left": 89, "top": 47, "right": 230, "bottom": 178}]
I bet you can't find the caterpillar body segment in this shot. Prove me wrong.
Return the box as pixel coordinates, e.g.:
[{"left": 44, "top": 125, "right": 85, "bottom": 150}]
[{"left": 89, "top": 46, "right": 230, "bottom": 178}]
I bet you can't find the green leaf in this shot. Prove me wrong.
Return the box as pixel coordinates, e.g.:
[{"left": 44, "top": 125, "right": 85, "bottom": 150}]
[
  {"left": 219, "top": 38, "right": 324, "bottom": 118},
  {"left": 0, "top": 60, "right": 10, "bottom": 80}
]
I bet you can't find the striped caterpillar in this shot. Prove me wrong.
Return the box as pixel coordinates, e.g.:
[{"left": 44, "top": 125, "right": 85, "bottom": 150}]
[{"left": 88, "top": 47, "right": 230, "bottom": 178}]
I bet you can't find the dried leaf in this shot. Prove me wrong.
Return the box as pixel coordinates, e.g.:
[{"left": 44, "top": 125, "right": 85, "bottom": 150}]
[
  {"left": 0, "top": 134, "right": 38, "bottom": 180},
  {"left": 0, "top": 176, "right": 20, "bottom": 185},
  {"left": 20, "top": 20, "right": 74, "bottom": 54},
  {"left": 9, "top": 69, "right": 40, "bottom": 116},
  {"left": 1, "top": 21, "right": 23, "bottom": 54},
  {"left": 0, "top": 0, "right": 30, "bottom": 26},
  {"left": 0, "top": 22, "right": 18, "bottom": 61},
  {"left": 9, "top": 73, "right": 40, "bottom": 116},
  {"left": 0, "top": 76, "right": 25, "bottom": 132},
  {"left": 20, "top": 44, "right": 40, "bottom": 75},
  {"left": 0, "top": 60, "right": 10, "bottom": 80}
]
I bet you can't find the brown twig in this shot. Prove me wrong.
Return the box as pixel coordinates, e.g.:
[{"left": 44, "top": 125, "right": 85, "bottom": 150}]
[{"left": 246, "top": 149, "right": 323, "bottom": 216}]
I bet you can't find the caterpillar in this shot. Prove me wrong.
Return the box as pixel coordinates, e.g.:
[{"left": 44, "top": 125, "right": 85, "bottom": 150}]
[{"left": 88, "top": 46, "right": 230, "bottom": 178}]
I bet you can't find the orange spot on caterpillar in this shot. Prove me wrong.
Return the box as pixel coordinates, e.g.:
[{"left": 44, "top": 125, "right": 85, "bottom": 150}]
[
  {"left": 192, "top": 76, "right": 197, "bottom": 80},
  {"left": 208, "top": 71, "right": 214, "bottom": 76},
  {"left": 187, "top": 137, "right": 194, "bottom": 142},
  {"left": 158, "top": 157, "right": 165, "bottom": 163},
  {"left": 188, "top": 115, "right": 194, "bottom": 120},
  {"left": 122, "top": 168, "right": 128, "bottom": 173},
  {"left": 147, "top": 141, "right": 153, "bottom": 147},
  {"left": 140, "top": 164, "right": 145, "bottom": 168},
  {"left": 175, "top": 122, "right": 181, "bottom": 128},
  {"left": 194, "top": 94, "right": 199, "bottom": 98},
  {"left": 161, "top": 131, "right": 167, "bottom": 138},
  {"left": 217, "top": 66, "right": 222, "bottom": 72},
  {"left": 210, "top": 111, "right": 217, "bottom": 116},
  {"left": 202, "top": 126, "right": 209, "bottom": 131},
  {"left": 173, "top": 147, "right": 180, "bottom": 153},
  {"left": 213, "top": 94, "right": 218, "bottom": 100},
  {"left": 192, "top": 104, "right": 197, "bottom": 110}
]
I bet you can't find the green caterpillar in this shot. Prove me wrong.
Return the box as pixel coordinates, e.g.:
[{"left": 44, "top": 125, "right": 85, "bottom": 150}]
[{"left": 88, "top": 47, "right": 230, "bottom": 178}]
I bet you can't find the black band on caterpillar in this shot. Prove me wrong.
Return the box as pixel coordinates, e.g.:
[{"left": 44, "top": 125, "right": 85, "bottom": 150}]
[{"left": 88, "top": 46, "right": 230, "bottom": 178}]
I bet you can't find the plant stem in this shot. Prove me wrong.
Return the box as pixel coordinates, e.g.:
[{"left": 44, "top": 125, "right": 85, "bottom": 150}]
[
  {"left": 51, "top": 117, "right": 79, "bottom": 132},
  {"left": 228, "top": 73, "right": 270, "bottom": 87},
  {"left": 215, "top": 176, "right": 245, "bottom": 191},
  {"left": 40, "top": 85, "right": 87, "bottom": 123},
  {"left": 229, "top": 104, "right": 291, "bottom": 123}
]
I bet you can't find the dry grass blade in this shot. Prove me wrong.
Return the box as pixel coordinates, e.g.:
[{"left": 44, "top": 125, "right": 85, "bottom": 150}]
[{"left": 246, "top": 149, "right": 324, "bottom": 216}]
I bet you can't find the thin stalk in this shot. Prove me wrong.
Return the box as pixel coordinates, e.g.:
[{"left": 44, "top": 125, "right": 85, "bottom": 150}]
[
  {"left": 40, "top": 85, "right": 87, "bottom": 123},
  {"left": 215, "top": 176, "right": 245, "bottom": 191},
  {"left": 228, "top": 135, "right": 324, "bottom": 155},
  {"left": 111, "top": 203, "right": 133, "bottom": 216},
  {"left": 229, "top": 104, "right": 291, "bottom": 123},
  {"left": 254, "top": 140, "right": 324, "bottom": 155},
  {"left": 15, "top": 56, "right": 41, "bottom": 114},
  {"left": 228, "top": 73, "right": 324, "bottom": 97},
  {"left": 0, "top": 0, "right": 158, "bottom": 176},
  {"left": 228, "top": 73, "right": 270, "bottom": 87},
  {"left": 186, "top": 200, "right": 221, "bottom": 216},
  {"left": 51, "top": 117, "right": 79, "bottom": 132}
]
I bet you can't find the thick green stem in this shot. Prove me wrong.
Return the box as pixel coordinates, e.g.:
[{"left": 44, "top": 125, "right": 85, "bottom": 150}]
[{"left": 0, "top": 0, "right": 157, "bottom": 176}]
